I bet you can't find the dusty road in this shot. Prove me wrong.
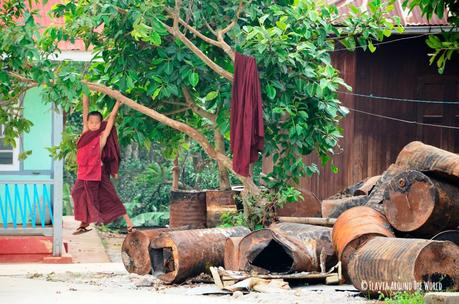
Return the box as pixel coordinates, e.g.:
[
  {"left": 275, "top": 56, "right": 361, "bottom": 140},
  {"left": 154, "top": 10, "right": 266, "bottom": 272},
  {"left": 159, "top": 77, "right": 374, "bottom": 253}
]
[{"left": 0, "top": 263, "right": 373, "bottom": 304}]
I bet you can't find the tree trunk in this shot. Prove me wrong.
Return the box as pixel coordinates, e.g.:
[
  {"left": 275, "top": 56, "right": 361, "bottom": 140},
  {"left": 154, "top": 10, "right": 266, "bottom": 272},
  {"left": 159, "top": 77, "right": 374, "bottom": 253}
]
[
  {"left": 214, "top": 129, "right": 231, "bottom": 190},
  {"left": 172, "top": 154, "right": 179, "bottom": 191}
]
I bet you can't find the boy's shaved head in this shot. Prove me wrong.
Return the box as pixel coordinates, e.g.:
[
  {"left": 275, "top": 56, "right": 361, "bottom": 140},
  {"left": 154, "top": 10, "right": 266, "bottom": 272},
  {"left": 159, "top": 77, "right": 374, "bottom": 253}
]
[
  {"left": 88, "top": 111, "right": 103, "bottom": 122},
  {"left": 87, "top": 111, "right": 103, "bottom": 131}
]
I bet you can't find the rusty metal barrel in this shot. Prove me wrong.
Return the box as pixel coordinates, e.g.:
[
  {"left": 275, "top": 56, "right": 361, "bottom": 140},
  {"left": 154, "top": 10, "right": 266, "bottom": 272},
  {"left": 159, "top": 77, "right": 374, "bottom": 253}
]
[
  {"left": 321, "top": 196, "right": 369, "bottom": 218},
  {"left": 169, "top": 190, "right": 206, "bottom": 228},
  {"left": 383, "top": 170, "right": 459, "bottom": 237},
  {"left": 395, "top": 141, "right": 459, "bottom": 179},
  {"left": 431, "top": 230, "right": 459, "bottom": 246},
  {"left": 206, "top": 190, "right": 237, "bottom": 228},
  {"left": 224, "top": 237, "right": 244, "bottom": 271},
  {"left": 150, "top": 227, "right": 250, "bottom": 283},
  {"left": 121, "top": 228, "right": 170, "bottom": 275},
  {"left": 121, "top": 226, "right": 192, "bottom": 275},
  {"left": 332, "top": 206, "right": 394, "bottom": 267},
  {"left": 238, "top": 223, "right": 335, "bottom": 274},
  {"left": 348, "top": 237, "right": 459, "bottom": 295}
]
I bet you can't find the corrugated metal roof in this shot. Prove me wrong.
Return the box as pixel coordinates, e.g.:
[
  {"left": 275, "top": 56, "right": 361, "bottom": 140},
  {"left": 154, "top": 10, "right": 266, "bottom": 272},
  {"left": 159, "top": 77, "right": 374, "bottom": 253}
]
[{"left": 328, "top": 0, "right": 449, "bottom": 26}]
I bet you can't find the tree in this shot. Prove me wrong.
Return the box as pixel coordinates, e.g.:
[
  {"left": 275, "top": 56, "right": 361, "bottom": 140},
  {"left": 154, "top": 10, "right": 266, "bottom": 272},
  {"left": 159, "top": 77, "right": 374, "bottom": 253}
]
[
  {"left": 0, "top": 0, "right": 400, "bottom": 224},
  {"left": 403, "top": 0, "right": 459, "bottom": 73}
]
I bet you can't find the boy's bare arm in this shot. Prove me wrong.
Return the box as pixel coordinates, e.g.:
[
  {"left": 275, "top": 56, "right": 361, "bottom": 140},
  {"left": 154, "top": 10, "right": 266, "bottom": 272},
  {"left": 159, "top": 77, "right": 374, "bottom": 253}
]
[
  {"left": 100, "top": 101, "right": 122, "bottom": 150},
  {"left": 82, "top": 95, "right": 89, "bottom": 133}
]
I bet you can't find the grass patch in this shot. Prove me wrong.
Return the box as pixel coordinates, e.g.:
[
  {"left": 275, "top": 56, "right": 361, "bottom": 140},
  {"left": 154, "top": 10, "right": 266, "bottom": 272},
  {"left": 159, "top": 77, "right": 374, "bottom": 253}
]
[{"left": 378, "top": 291, "right": 424, "bottom": 304}]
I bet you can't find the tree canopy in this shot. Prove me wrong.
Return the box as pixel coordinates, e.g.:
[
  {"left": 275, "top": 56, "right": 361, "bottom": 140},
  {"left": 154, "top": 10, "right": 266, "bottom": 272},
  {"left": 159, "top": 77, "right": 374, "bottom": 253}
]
[{"left": 1, "top": 0, "right": 401, "bottom": 219}]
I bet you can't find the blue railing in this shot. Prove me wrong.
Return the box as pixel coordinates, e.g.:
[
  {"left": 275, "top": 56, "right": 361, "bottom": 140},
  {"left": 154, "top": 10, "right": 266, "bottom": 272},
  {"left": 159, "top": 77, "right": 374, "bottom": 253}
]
[{"left": 0, "top": 181, "right": 54, "bottom": 229}]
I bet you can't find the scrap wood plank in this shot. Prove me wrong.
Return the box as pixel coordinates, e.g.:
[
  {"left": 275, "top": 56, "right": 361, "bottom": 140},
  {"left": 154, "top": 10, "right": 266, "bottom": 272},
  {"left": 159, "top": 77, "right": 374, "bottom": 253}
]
[{"left": 277, "top": 217, "right": 337, "bottom": 226}]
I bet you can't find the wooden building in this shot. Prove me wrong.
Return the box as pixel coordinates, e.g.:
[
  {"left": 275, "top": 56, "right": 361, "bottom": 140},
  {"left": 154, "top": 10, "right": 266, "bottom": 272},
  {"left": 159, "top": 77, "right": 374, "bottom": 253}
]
[{"left": 266, "top": 1, "right": 459, "bottom": 201}]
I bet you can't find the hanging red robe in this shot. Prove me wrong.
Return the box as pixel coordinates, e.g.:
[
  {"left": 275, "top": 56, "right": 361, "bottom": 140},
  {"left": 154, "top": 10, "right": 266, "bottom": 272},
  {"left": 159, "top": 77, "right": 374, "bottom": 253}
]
[
  {"left": 71, "top": 122, "right": 126, "bottom": 224},
  {"left": 230, "top": 52, "right": 265, "bottom": 177}
]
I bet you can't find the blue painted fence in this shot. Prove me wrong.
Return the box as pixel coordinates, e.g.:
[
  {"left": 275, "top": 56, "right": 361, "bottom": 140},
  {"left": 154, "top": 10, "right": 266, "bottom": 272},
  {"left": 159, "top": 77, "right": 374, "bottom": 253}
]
[{"left": 0, "top": 181, "right": 54, "bottom": 229}]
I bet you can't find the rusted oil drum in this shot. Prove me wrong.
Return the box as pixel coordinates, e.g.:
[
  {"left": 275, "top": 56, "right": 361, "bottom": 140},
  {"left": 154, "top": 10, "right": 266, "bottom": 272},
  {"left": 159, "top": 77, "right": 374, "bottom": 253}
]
[
  {"left": 321, "top": 196, "right": 369, "bottom": 218},
  {"left": 332, "top": 206, "right": 394, "bottom": 267},
  {"left": 348, "top": 237, "right": 459, "bottom": 295},
  {"left": 150, "top": 227, "right": 250, "bottom": 283},
  {"left": 206, "top": 190, "right": 238, "bottom": 228},
  {"left": 431, "top": 230, "right": 459, "bottom": 246},
  {"left": 169, "top": 190, "right": 206, "bottom": 228},
  {"left": 238, "top": 223, "right": 335, "bottom": 274},
  {"left": 276, "top": 189, "right": 321, "bottom": 218},
  {"left": 224, "top": 237, "right": 244, "bottom": 271},
  {"left": 121, "top": 226, "right": 192, "bottom": 275},
  {"left": 395, "top": 141, "right": 459, "bottom": 179},
  {"left": 383, "top": 170, "right": 459, "bottom": 237}
]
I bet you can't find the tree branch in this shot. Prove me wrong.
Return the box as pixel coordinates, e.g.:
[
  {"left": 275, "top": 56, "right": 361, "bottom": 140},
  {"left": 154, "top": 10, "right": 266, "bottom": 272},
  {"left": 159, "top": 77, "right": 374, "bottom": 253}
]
[
  {"left": 7, "top": 71, "right": 259, "bottom": 194},
  {"left": 220, "top": 0, "right": 244, "bottom": 35},
  {"left": 164, "top": 107, "right": 190, "bottom": 115},
  {"left": 181, "top": 86, "right": 216, "bottom": 123},
  {"left": 8, "top": 72, "right": 38, "bottom": 85},
  {"left": 162, "top": 99, "right": 187, "bottom": 106},
  {"left": 160, "top": 20, "right": 234, "bottom": 81},
  {"left": 81, "top": 81, "right": 251, "bottom": 178}
]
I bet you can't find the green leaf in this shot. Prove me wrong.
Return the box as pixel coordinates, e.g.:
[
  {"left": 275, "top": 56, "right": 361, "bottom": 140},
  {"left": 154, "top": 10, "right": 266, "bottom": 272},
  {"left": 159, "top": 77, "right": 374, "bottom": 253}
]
[
  {"left": 266, "top": 85, "right": 276, "bottom": 100},
  {"left": 259, "top": 14, "right": 269, "bottom": 25},
  {"left": 368, "top": 40, "right": 376, "bottom": 53},
  {"left": 18, "top": 150, "right": 32, "bottom": 161},
  {"left": 189, "top": 72, "right": 199, "bottom": 87},
  {"left": 205, "top": 91, "right": 218, "bottom": 101},
  {"left": 149, "top": 32, "right": 161, "bottom": 46},
  {"left": 164, "top": 61, "right": 173, "bottom": 75},
  {"left": 152, "top": 88, "right": 161, "bottom": 100}
]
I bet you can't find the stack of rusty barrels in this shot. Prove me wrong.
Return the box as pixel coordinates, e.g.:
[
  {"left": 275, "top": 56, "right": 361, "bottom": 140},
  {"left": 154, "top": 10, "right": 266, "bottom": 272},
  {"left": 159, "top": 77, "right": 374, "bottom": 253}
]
[
  {"left": 331, "top": 141, "right": 459, "bottom": 295},
  {"left": 121, "top": 188, "right": 241, "bottom": 281},
  {"left": 168, "top": 189, "right": 239, "bottom": 229}
]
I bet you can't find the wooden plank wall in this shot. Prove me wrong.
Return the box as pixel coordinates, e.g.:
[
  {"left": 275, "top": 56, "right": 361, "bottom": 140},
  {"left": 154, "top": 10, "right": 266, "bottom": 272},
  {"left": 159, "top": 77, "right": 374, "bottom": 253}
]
[{"left": 263, "top": 36, "right": 459, "bottom": 200}]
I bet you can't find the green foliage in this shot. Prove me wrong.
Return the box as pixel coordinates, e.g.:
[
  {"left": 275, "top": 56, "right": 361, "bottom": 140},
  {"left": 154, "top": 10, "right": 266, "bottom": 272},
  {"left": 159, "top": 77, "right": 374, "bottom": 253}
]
[
  {"left": 130, "top": 212, "right": 169, "bottom": 227},
  {"left": 236, "top": 0, "right": 400, "bottom": 188},
  {"left": 244, "top": 185, "right": 302, "bottom": 229},
  {"left": 219, "top": 211, "right": 247, "bottom": 228},
  {"left": 403, "top": 0, "right": 459, "bottom": 73},
  {"left": 377, "top": 291, "right": 425, "bottom": 304},
  {"left": 1, "top": 0, "right": 401, "bottom": 208}
]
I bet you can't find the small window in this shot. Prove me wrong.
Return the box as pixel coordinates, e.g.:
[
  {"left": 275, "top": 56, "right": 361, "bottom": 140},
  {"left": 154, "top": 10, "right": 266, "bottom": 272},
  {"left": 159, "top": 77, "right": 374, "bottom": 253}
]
[{"left": 0, "top": 125, "right": 20, "bottom": 171}]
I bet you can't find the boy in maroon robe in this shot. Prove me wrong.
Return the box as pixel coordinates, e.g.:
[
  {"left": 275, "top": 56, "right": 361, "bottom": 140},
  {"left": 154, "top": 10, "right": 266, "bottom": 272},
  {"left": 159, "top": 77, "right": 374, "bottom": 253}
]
[{"left": 71, "top": 95, "right": 134, "bottom": 234}]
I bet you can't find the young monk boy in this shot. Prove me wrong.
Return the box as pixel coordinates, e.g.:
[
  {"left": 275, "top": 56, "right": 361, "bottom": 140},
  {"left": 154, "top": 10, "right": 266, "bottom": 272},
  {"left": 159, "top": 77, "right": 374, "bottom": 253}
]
[{"left": 71, "top": 95, "right": 134, "bottom": 234}]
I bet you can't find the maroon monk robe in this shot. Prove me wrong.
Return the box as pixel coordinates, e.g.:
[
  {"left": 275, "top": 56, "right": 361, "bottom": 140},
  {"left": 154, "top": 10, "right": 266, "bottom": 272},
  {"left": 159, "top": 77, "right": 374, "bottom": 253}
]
[
  {"left": 71, "top": 122, "right": 126, "bottom": 224},
  {"left": 230, "top": 52, "right": 265, "bottom": 177}
]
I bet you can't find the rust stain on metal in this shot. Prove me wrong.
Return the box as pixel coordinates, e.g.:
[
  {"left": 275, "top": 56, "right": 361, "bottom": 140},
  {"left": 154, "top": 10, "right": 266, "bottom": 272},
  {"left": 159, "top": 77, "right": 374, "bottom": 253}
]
[
  {"left": 224, "top": 237, "right": 244, "bottom": 271},
  {"left": 206, "top": 190, "right": 238, "bottom": 228},
  {"left": 150, "top": 227, "right": 250, "bottom": 283},
  {"left": 383, "top": 170, "right": 459, "bottom": 237},
  {"left": 238, "top": 223, "right": 336, "bottom": 274},
  {"left": 348, "top": 237, "right": 459, "bottom": 295},
  {"left": 321, "top": 196, "right": 369, "bottom": 219},
  {"left": 395, "top": 141, "right": 459, "bottom": 180},
  {"left": 353, "top": 175, "right": 381, "bottom": 196},
  {"left": 276, "top": 189, "right": 322, "bottom": 218},
  {"left": 169, "top": 190, "right": 207, "bottom": 228},
  {"left": 332, "top": 206, "right": 394, "bottom": 266},
  {"left": 121, "top": 227, "right": 191, "bottom": 275}
]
